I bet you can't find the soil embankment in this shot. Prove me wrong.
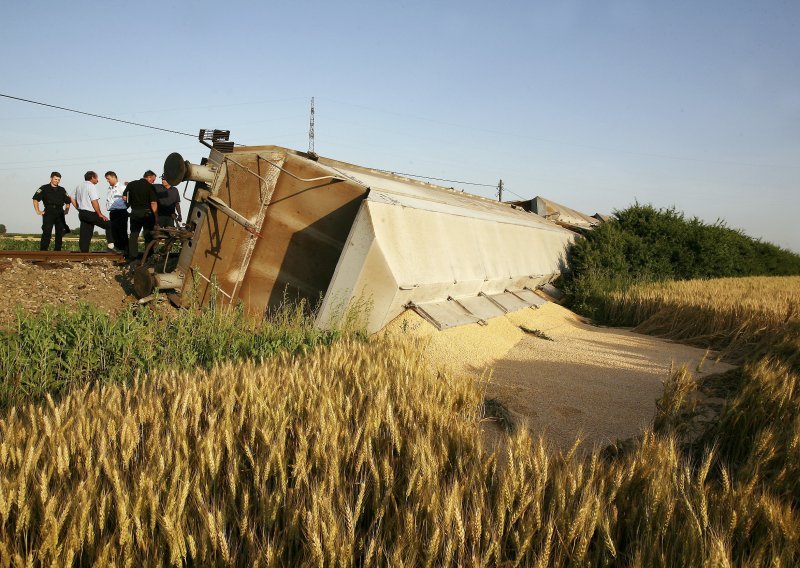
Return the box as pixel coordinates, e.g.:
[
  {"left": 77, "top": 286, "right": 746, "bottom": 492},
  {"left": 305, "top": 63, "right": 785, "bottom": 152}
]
[{"left": 0, "top": 258, "right": 134, "bottom": 326}]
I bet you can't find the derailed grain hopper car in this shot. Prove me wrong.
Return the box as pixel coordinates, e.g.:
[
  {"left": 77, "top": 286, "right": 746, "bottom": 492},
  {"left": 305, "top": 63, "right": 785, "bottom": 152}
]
[
  {"left": 510, "top": 196, "right": 603, "bottom": 231},
  {"left": 149, "top": 136, "right": 576, "bottom": 333}
]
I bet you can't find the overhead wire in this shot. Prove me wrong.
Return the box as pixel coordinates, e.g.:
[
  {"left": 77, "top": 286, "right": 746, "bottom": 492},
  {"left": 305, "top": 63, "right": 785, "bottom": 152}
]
[
  {"left": 0, "top": 93, "right": 197, "bottom": 138},
  {"left": 379, "top": 170, "right": 530, "bottom": 200},
  {"left": 374, "top": 169, "right": 530, "bottom": 200},
  {"left": 375, "top": 169, "right": 498, "bottom": 188},
  {"left": 502, "top": 188, "right": 528, "bottom": 201},
  {"left": 0, "top": 149, "right": 180, "bottom": 171},
  {"left": 0, "top": 92, "right": 530, "bottom": 198}
]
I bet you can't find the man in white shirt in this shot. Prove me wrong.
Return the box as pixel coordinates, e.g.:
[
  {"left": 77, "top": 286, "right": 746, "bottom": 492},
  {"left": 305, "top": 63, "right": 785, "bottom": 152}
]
[
  {"left": 70, "top": 171, "right": 110, "bottom": 253},
  {"left": 105, "top": 170, "right": 128, "bottom": 252}
]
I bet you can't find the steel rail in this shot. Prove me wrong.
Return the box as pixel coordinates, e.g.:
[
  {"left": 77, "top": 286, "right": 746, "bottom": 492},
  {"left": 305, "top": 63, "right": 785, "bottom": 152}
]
[{"left": 0, "top": 250, "right": 124, "bottom": 262}]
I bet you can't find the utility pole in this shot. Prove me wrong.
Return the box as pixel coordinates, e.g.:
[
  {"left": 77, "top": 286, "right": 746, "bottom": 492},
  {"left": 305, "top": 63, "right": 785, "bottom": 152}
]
[
  {"left": 497, "top": 179, "right": 504, "bottom": 202},
  {"left": 308, "top": 96, "right": 316, "bottom": 158}
]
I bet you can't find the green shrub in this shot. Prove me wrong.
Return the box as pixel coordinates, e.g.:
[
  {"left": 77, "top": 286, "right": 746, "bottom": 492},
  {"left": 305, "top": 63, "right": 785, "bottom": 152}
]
[{"left": 563, "top": 203, "right": 800, "bottom": 321}]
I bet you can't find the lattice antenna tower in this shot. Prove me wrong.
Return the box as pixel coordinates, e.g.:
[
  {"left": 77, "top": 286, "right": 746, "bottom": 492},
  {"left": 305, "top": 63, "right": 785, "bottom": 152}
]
[{"left": 308, "top": 96, "right": 316, "bottom": 157}]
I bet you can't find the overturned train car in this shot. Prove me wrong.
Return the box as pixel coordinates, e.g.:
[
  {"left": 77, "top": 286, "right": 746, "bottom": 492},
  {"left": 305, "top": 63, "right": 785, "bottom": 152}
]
[{"left": 144, "top": 140, "right": 576, "bottom": 333}]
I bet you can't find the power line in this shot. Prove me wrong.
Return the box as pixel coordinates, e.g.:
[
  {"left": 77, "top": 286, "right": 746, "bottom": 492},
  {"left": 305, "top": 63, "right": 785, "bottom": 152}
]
[
  {"left": 377, "top": 168, "right": 530, "bottom": 200},
  {"left": 1, "top": 92, "right": 532, "bottom": 198},
  {"left": 503, "top": 188, "right": 528, "bottom": 201},
  {"left": 377, "top": 169, "right": 498, "bottom": 188},
  {"left": 0, "top": 93, "right": 196, "bottom": 138}
]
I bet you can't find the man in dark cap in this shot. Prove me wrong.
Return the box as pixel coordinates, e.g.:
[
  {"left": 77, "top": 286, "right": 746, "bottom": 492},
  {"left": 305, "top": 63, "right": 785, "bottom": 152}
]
[
  {"left": 32, "top": 171, "right": 72, "bottom": 251},
  {"left": 123, "top": 170, "right": 159, "bottom": 260}
]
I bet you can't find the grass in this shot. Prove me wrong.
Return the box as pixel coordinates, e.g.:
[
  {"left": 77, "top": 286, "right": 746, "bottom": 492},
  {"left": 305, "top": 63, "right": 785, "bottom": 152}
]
[
  {"left": 0, "top": 302, "right": 341, "bottom": 407},
  {"left": 0, "top": 276, "right": 798, "bottom": 564}
]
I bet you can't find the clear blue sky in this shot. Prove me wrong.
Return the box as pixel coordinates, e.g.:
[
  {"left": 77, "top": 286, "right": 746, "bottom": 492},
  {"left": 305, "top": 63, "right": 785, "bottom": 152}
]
[{"left": 2, "top": 0, "right": 798, "bottom": 251}]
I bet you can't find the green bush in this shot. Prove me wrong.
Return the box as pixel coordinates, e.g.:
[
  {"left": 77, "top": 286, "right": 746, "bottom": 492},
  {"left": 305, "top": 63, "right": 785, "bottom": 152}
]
[{"left": 563, "top": 203, "right": 800, "bottom": 320}]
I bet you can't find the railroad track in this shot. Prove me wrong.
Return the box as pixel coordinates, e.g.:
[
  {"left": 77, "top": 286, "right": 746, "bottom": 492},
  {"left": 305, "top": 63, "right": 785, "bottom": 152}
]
[{"left": 0, "top": 250, "right": 125, "bottom": 262}]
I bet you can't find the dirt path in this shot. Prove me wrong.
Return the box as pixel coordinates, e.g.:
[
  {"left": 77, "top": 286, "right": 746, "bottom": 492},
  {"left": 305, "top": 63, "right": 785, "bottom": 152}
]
[{"left": 385, "top": 300, "right": 732, "bottom": 451}]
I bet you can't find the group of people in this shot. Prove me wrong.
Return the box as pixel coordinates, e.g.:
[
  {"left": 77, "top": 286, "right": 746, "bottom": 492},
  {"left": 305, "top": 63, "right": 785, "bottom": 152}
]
[{"left": 32, "top": 169, "right": 182, "bottom": 260}]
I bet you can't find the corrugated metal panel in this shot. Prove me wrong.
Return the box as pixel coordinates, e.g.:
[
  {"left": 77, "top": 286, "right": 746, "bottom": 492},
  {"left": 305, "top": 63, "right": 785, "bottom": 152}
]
[
  {"left": 486, "top": 292, "right": 531, "bottom": 313},
  {"left": 540, "top": 283, "right": 564, "bottom": 300},
  {"left": 410, "top": 300, "right": 482, "bottom": 330},
  {"left": 509, "top": 288, "right": 547, "bottom": 307},
  {"left": 456, "top": 295, "right": 507, "bottom": 321},
  {"left": 406, "top": 289, "right": 547, "bottom": 331}
]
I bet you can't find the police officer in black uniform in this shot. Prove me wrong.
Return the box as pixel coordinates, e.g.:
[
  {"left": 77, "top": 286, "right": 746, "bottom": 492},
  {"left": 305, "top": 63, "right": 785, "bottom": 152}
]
[{"left": 32, "top": 171, "right": 72, "bottom": 251}]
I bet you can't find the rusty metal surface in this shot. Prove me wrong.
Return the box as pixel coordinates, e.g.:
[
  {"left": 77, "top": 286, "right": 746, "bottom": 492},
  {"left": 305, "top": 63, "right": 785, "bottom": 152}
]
[
  {"left": 176, "top": 149, "right": 367, "bottom": 316},
  {"left": 0, "top": 250, "right": 124, "bottom": 262},
  {"left": 177, "top": 152, "right": 281, "bottom": 309}
]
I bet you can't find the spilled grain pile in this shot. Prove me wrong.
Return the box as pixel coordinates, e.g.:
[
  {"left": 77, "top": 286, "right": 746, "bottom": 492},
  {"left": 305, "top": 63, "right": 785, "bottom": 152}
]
[
  {"left": 384, "top": 299, "right": 732, "bottom": 450},
  {"left": 381, "top": 307, "right": 535, "bottom": 375}
]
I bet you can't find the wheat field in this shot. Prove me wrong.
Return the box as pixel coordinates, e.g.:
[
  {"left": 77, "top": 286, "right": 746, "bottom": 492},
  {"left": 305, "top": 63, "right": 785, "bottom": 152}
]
[
  {"left": 1, "top": 326, "right": 799, "bottom": 565},
  {"left": 602, "top": 276, "right": 800, "bottom": 362}
]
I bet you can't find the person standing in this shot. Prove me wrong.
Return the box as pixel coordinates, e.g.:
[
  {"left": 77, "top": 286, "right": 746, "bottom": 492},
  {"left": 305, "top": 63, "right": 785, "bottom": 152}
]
[
  {"left": 155, "top": 175, "right": 182, "bottom": 228},
  {"left": 32, "top": 171, "right": 72, "bottom": 251},
  {"left": 123, "top": 170, "right": 159, "bottom": 260},
  {"left": 71, "top": 171, "right": 110, "bottom": 253},
  {"left": 105, "top": 171, "right": 128, "bottom": 252}
]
